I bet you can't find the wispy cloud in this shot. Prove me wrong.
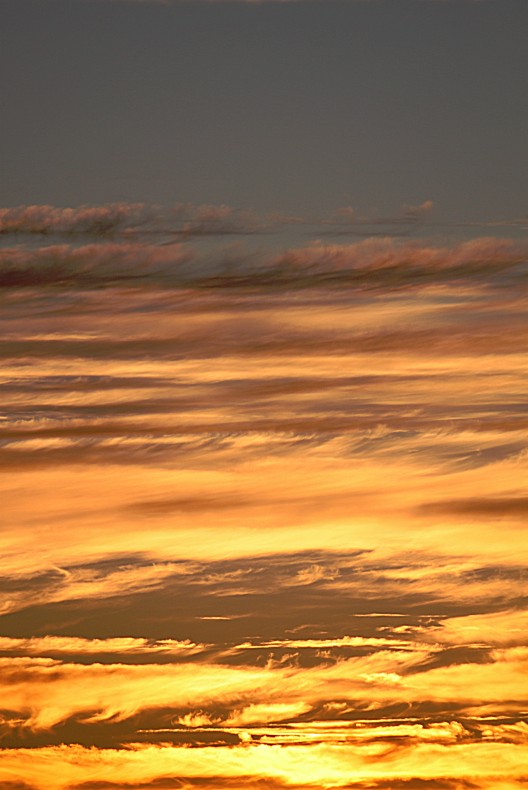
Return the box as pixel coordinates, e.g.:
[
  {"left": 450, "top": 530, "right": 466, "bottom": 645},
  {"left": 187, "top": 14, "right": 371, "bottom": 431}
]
[
  {"left": 1, "top": 233, "right": 526, "bottom": 290},
  {"left": 0, "top": 643, "right": 525, "bottom": 730},
  {"left": 0, "top": 634, "right": 205, "bottom": 657},
  {"left": 1, "top": 198, "right": 526, "bottom": 788},
  {"left": 0, "top": 735, "right": 526, "bottom": 790},
  {"left": 0, "top": 204, "right": 153, "bottom": 238},
  {"left": 0, "top": 203, "right": 271, "bottom": 242},
  {"left": 6, "top": 200, "right": 523, "bottom": 252}
]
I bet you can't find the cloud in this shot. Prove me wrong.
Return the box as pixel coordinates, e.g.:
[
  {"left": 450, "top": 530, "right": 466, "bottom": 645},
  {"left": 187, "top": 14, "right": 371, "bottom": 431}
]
[
  {"left": 420, "top": 497, "right": 528, "bottom": 518},
  {"left": 0, "top": 242, "right": 192, "bottom": 288},
  {"left": 0, "top": 203, "right": 271, "bottom": 242},
  {"left": 402, "top": 200, "right": 435, "bottom": 219},
  {"left": 0, "top": 635, "right": 205, "bottom": 658},
  {"left": 0, "top": 642, "right": 526, "bottom": 733},
  {"left": 1, "top": 209, "right": 527, "bottom": 789},
  {"left": 1, "top": 230, "right": 526, "bottom": 291},
  {"left": 241, "top": 635, "right": 415, "bottom": 649},
  {"left": 0, "top": 204, "right": 153, "bottom": 237},
  {"left": 271, "top": 237, "right": 527, "bottom": 288},
  {"left": 3, "top": 201, "right": 522, "bottom": 254},
  {"left": 319, "top": 200, "right": 435, "bottom": 234},
  {"left": 0, "top": 740, "right": 527, "bottom": 790},
  {"left": 430, "top": 610, "right": 528, "bottom": 647}
]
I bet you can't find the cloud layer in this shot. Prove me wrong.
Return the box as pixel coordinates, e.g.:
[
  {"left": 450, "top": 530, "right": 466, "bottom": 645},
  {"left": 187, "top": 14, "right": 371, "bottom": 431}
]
[{"left": 0, "top": 202, "right": 526, "bottom": 789}]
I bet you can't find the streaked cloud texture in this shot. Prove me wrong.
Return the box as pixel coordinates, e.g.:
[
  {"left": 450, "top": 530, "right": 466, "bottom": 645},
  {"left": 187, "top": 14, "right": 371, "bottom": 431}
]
[{"left": 0, "top": 203, "right": 526, "bottom": 788}]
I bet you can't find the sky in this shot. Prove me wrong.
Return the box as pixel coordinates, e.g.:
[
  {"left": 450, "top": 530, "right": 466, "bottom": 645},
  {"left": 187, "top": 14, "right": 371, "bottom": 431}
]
[
  {"left": 2, "top": 0, "right": 528, "bottom": 225},
  {"left": 0, "top": 1, "right": 527, "bottom": 789}
]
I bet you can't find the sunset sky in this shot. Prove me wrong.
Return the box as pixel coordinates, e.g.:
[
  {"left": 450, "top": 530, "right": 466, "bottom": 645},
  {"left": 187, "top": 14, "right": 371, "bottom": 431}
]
[{"left": 1, "top": 1, "right": 527, "bottom": 789}]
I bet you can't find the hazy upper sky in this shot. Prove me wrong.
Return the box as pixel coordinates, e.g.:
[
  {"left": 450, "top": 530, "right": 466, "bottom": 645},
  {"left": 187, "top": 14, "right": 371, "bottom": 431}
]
[{"left": 2, "top": 0, "right": 527, "bottom": 224}]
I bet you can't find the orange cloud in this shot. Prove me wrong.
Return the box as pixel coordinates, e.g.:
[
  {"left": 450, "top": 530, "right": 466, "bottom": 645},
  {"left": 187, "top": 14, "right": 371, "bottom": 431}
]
[
  {"left": 1, "top": 222, "right": 526, "bottom": 789},
  {"left": 0, "top": 740, "right": 527, "bottom": 790}
]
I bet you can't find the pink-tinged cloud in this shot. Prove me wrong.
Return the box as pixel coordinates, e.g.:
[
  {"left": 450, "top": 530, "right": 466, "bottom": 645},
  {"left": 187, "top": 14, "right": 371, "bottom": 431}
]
[
  {"left": 273, "top": 236, "right": 527, "bottom": 280},
  {"left": 0, "top": 203, "right": 268, "bottom": 239},
  {"left": 402, "top": 199, "right": 434, "bottom": 218},
  {"left": 0, "top": 235, "right": 526, "bottom": 290},
  {"left": 0, "top": 204, "right": 152, "bottom": 236},
  {"left": 0, "top": 242, "right": 192, "bottom": 287}
]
